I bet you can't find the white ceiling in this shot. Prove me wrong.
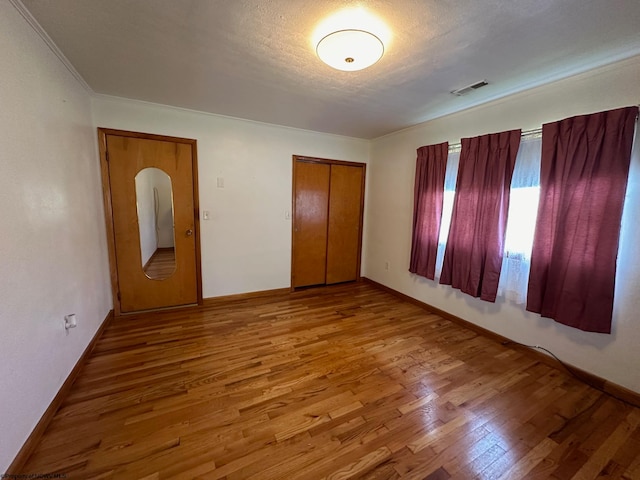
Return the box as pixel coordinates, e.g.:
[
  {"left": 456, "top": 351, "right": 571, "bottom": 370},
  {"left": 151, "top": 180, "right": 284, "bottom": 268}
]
[{"left": 19, "top": 0, "right": 640, "bottom": 139}]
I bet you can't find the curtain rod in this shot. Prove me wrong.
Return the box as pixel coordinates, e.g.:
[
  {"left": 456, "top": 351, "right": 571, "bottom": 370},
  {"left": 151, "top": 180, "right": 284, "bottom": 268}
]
[
  {"left": 447, "top": 106, "right": 640, "bottom": 153},
  {"left": 447, "top": 127, "right": 542, "bottom": 153}
]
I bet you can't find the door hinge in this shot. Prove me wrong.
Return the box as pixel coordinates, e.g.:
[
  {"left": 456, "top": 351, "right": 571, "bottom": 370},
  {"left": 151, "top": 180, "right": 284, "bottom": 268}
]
[
  {"left": 117, "top": 291, "right": 121, "bottom": 301},
  {"left": 105, "top": 151, "right": 110, "bottom": 162}
]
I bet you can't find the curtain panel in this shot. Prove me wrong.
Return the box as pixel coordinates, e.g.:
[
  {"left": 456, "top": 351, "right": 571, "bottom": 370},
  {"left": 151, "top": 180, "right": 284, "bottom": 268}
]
[
  {"left": 440, "top": 130, "right": 521, "bottom": 301},
  {"left": 527, "top": 106, "right": 638, "bottom": 333},
  {"left": 409, "top": 142, "right": 449, "bottom": 280}
]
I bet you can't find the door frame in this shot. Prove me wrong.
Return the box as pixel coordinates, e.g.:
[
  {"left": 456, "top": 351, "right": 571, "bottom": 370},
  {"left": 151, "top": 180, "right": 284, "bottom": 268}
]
[
  {"left": 98, "top": 128, "right": 203, "bottom": 316},
  {"left": 291, "top": 155, "right": 366, "bottom": 291}
]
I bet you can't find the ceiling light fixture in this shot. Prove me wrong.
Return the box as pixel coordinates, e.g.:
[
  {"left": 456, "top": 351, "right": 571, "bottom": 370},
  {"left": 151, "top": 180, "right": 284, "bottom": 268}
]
[{"left": 316, "top": 29, "right": 384, "bottom": 71}]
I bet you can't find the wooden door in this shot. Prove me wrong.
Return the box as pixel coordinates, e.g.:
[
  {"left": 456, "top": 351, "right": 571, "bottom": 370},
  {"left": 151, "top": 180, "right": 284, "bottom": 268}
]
[
  {"left": 291, "top": 157, "right": 365, "bottom": 289},
  {"left": 292, "top": 161, "right": 330, "bottom": 288},
  {"left": 101, "top": 131, "right": 201, "bottom": 313},
  {"left": 326, "top": 165, "right": 364, "bottom": 284}
]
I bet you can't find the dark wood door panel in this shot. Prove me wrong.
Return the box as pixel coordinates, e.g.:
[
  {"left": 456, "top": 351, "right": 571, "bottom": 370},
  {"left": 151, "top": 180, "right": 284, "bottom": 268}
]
[
  {"left": 292, "top": 161, "right": 330, "bottom": 288},
  {"left": 326, "top": 165, "right": 364, "bottom": 284}
]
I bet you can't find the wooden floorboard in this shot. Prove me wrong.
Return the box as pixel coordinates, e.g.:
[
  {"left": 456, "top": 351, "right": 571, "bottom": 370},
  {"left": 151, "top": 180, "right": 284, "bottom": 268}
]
[
  {"left": 19, "top": 283, "right": 640, "bottom": 479},
  {"left": 144, "top": 248, "right": 176, "bottom": 279}
]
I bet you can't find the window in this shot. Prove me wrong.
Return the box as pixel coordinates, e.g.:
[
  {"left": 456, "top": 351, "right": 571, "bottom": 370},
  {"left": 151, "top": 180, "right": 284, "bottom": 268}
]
[
  {"left": 434, "top": 150, "right": 459, "bottom": 278},
  {"left": 434, "top": 136, "right": 542, "bottom": 304},
  {"left": 498, "top": 135, "right": 542, "bottom": 304}
]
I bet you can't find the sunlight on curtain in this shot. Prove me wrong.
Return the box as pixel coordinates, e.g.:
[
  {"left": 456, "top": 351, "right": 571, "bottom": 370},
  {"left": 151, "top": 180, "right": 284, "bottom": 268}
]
[
  {"left": 434, "top": 137, "right": 542, "bottom": 299},
  {"left": 497, "top": 135, "right": 542, "bottom": 304}
]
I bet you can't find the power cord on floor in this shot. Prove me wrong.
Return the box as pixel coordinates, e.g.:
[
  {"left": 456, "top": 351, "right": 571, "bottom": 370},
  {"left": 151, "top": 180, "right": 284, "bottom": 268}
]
[{"left": 500, "top": 339, "right": 637, "bottom": 408}]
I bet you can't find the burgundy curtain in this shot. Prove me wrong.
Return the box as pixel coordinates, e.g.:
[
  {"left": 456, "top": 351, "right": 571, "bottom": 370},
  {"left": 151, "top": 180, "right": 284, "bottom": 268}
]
[
  {"left": 440, "top": 130, "right": 521, "bottom": 301},
  {"left": 527, "top": 106, "right": 638, "bottom": 333},
  {"left": 409, "top": 142, "right": 449, "bottom": 280}
]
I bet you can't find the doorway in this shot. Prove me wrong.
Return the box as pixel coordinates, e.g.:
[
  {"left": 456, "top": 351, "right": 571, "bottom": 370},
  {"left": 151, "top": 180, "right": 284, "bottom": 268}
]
[
  {"left": 98, "top": 129, "right": 202, "bottom": 315},
  {"left": 291, "top": 156, "right": 365, "bottom": 289}
]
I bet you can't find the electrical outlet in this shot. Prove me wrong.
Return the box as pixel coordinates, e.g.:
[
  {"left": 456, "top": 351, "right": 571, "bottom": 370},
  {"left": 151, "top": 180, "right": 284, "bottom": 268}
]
[
  {"left": 384, "top": 261, "right": 390, "bottom": 271},
  {"left": 64, "top": 314, "right": 77, "bottom": 334}
]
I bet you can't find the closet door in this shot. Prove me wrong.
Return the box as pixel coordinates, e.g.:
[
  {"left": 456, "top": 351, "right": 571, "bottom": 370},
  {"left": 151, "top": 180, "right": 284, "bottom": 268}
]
[
  {"left": 326, "top": 165, "right": 364, "bottom": 284},
  {"left": 292, "top": 161, "right": 330, "bottom": 288}
]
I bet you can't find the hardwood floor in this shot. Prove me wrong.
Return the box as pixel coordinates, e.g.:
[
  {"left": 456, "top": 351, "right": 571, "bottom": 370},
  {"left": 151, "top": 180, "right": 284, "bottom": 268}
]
[
  {"left": 144, "top": 247, "right": 176, "bottom": 279},
  {"left": 21, "top": 283, "right": 640, "bottom": 479}
]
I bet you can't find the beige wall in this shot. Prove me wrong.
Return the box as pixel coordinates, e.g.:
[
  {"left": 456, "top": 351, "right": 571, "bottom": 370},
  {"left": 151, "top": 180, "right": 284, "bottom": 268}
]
[
  {"left": 0, "top": 2, "right": 112, "bottom": 471},
  {"left": 91, "top": 95, "right": 370, "bottom": 298},
  {"left": 365, "top": 55, "right": 640, "bottom": 393}
]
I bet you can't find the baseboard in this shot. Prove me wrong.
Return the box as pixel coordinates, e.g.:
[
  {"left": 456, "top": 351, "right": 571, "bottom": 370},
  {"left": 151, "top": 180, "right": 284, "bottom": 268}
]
[
  {"left": 362, "top": 277, "right": 640, "bottom": 408},
  {"left": 5, "top": 309, "right": 115, "bottom": 475},
  {"left": 203, "top": 287, "right": 291, "bottom": 305}
]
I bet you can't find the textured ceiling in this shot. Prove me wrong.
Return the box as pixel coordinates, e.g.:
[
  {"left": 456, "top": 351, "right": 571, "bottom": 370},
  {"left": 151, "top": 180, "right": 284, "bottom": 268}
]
[{"left": 20, "top": 0, "right": 640, "bottom": 139}]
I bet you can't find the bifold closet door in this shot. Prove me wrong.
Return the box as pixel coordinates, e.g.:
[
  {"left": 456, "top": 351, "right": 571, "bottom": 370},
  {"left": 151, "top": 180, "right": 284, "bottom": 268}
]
[
  {"left": 326, "top": 165, "right": 364, "bottom": 284},
  {"left": 292, "top": 161, "right": 330, "bottom": 288},
  {"left": 292, "top": 158, "right": 365, "bottom": 289}
]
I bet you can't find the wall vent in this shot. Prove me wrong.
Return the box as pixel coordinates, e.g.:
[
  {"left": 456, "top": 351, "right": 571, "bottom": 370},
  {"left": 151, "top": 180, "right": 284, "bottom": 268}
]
[{"left": 451, "top": 80, "right": 489, "bottom": 96}]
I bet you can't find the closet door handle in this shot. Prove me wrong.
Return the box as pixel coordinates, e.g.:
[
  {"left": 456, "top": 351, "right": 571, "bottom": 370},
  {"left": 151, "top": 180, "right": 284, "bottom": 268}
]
[{"left": 186, "top": 229, "right": 193, "bottom": 236}]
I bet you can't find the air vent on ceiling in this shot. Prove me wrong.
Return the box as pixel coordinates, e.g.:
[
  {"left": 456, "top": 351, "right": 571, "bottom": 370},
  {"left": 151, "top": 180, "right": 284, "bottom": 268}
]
[{"left": 451, "top": 80, "right": 489, "bottom": 96}]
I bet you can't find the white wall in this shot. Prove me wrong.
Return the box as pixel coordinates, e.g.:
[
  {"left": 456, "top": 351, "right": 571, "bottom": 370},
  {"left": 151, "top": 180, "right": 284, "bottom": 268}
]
[
  {"left": 92, "top": 96, "right": 370, "bottom": 297},
  {"left": 135, "top": 168, "right": 157, "bottom": 265},
  {"left": 366, "top": 55, "right": 640, "bottom": 393},
  {"left": 0, "top": 2, "right": 112, "bottom": 472},
  {"left": 153, "top": 169, "right": 174, "bottom": 249}
]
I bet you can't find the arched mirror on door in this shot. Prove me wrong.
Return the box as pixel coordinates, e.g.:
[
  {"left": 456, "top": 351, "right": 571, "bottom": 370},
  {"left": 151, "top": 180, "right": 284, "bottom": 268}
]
[{"left": 135, "top": 167, "right": 176, "bottom": 280}]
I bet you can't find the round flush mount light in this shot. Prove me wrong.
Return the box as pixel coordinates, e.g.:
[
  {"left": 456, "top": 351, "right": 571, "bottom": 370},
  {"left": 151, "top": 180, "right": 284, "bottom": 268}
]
[{"left": 316, "top": 29, "right": 384, "bottom": 72}]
